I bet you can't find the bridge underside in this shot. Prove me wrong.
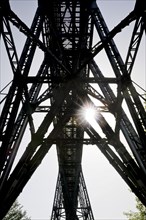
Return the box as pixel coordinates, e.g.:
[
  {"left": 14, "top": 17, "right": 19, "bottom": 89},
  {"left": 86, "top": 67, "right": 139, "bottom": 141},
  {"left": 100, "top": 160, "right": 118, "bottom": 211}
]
[{"left": 0, "top": 0, "right": 146, "bottom": 219}]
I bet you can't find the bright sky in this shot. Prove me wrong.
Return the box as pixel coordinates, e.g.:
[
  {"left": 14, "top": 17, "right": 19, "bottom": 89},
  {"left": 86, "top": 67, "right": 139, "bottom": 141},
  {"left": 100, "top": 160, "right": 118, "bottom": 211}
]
[{"left": 1, "top": 0, "right": 145, "bottom": 219}]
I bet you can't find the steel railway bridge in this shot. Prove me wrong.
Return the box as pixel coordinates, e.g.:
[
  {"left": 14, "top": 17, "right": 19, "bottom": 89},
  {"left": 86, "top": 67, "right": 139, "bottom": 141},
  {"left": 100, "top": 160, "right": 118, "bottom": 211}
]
[{"left": 0, "top": 0, "right": 146, "bottom": 219}]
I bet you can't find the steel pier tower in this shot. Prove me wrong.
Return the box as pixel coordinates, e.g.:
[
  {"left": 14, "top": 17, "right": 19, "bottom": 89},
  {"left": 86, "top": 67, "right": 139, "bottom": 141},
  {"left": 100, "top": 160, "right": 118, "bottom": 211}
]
[{"left": 0, "top": 0, "right": 146, "bottom": 219}]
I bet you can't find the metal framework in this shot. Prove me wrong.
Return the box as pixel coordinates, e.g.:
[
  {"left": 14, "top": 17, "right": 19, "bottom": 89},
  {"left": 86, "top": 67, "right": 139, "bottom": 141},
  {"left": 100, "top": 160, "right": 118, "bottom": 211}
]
[{"left": 0, "top": 0, "right": 146, "bottom": 219}]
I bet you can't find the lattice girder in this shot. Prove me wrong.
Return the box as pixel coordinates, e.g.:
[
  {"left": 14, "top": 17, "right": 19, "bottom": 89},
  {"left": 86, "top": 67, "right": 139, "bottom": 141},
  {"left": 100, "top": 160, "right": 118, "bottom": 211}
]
[{"left": 0, "top": 0, "right": 146, "bottom": 219}]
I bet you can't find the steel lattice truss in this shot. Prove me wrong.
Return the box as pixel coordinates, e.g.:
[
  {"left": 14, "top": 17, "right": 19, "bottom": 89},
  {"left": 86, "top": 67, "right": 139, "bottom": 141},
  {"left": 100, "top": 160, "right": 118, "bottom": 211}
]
[{"left": 0, "top": 0, "right": 146, "bottom": 219}]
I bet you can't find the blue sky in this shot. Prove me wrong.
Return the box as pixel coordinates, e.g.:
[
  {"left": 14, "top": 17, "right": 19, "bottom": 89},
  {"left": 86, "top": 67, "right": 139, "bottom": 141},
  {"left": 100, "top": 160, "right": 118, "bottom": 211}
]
[{"left": 1, "top": 0, "right": 145, "bottom": 219}]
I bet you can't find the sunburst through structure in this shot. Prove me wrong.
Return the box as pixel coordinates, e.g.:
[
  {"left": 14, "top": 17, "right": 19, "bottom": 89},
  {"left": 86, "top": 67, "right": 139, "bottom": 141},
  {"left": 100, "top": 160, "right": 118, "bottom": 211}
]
[{"left": 0, "top": 0, "right": 146, "bottom": 219}]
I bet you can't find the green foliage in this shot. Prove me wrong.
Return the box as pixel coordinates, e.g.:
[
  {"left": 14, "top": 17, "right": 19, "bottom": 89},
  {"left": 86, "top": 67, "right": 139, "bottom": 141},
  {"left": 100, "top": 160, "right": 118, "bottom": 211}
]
[
  {"left": 124, "top": 197, "right": 146, "bottom": 220},
  {"left": 3, "top": 200, "right": 31, "bottom": 220}
]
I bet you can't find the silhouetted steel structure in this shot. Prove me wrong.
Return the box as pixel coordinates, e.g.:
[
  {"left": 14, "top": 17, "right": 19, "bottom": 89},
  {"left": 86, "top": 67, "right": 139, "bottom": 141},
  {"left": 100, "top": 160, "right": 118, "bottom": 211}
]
[{"left": 0, "top": 0, "right": 146, "bottom": 219}]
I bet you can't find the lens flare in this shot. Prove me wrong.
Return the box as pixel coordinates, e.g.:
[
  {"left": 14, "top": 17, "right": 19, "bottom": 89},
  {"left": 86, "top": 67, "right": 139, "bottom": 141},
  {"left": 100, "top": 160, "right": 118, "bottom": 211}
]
[
  {"left": 76, "top": 102, "right": 97, "bottom": 125},
  {"left": 84, "top": 106, "right": 96, "bottom": 123}
]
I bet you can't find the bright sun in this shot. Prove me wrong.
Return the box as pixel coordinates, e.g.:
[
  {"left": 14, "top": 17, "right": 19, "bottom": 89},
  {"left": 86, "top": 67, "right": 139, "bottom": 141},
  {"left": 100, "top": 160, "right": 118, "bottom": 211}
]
[
  {"left": 77, "top": 102, "right": 97, "bottom": 125},
  {"left": 84, "top": 106, "right": 96, "bottom": 123}
]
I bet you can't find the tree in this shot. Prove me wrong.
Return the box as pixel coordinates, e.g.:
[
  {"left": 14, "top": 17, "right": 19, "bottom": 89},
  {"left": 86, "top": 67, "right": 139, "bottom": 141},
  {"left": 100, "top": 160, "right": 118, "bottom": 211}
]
[
  {"left": 3, "top": 200, "right": 31, "bottom": 220},
  {"left": 124, "top": 197, "right": 146, "bottom": 220}
]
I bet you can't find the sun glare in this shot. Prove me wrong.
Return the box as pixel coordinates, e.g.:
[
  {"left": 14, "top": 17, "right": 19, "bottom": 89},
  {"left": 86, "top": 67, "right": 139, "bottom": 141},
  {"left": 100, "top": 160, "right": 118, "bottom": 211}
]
[
  {"left": 84, "top": 107, "right": 96, "bottom": 123},
  {"left": 76, "top": 102, "right": 97, "bottom": 125}
]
